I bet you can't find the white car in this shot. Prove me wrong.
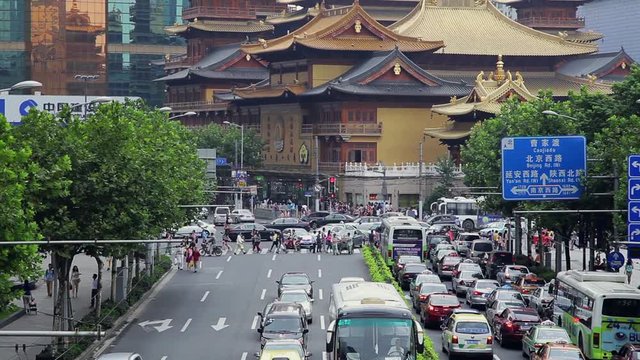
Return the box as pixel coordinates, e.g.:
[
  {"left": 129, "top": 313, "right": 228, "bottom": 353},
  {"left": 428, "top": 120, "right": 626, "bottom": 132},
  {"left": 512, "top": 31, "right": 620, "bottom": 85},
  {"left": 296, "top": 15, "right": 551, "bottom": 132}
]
[
  {"left": 278, "top": 289, "right": 314, "bottom": 323},
  {"left": 231, "top": 209, "right": 255, "bottom": 223},
  {"left": 339, "top": 277, "right": 365, "bottom": 283},
  {"left": 97, "top": 353, "right": 143, "bottom": 360},
  {"left": 174, "top": 220, "right": 216, "bottom": 239},
  {"left": 452, "top": 270, "right": 484, "bottom": 296},
  {"left": 441, "top": 312, "right": 493, "bottom": 359},
  {"left": 214, "top": 206, "right": 231, "bottom": 225}
]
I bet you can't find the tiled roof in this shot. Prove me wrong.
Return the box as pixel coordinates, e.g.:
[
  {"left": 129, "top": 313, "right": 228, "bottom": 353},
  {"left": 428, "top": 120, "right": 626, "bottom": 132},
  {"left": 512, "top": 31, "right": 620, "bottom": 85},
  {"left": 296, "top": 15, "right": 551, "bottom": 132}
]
[
  {"left": 424, "top": 121, "right": 475, "bottom": 140},
  {"left": 560, "top": 30, "right": 603, "bottom": 44},
  {"left": 303, "top": 48, "right": 470, "bottom": 97},
  {"left": 389, "top": 0, "right": 597, "bottom": 56},
  {"left": 557, "top": 49, "right": 636, "bottom": 81},
  {"left": 233, "top": 84, "right": 307, "bottom": 99},
  {"left": 242, "top": 1, "right": 443, "bottom": 55},
  {"left": 165, "top": 20, "right": 273, "bottom": 34},
  {"left": 265, "top": 8, "right": 318, "bottom": 25}
]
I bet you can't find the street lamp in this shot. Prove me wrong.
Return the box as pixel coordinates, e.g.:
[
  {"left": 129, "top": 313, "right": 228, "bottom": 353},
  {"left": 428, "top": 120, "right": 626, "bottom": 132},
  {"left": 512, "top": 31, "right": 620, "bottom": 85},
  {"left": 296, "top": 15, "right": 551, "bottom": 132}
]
[
  {"left": 69, "top": 96, "right": 113, "bottom": 112},
  {"left": 541, "top": 110, "right": 578, "bottom": 121},
  {"left": 74, "top": 74, "right": 100, "bottom": 117},
  {"left": 223, "top": 120, "right": 244, "bottom": 171},
  {"left": 168, "top": 111, "right": 196, "bottom": 120},
  {"left": 157, "top": 106, "right": 172, "bottom": 112},
  {"left": 0, "top": 80, "right": 43, "bottom": 93}
]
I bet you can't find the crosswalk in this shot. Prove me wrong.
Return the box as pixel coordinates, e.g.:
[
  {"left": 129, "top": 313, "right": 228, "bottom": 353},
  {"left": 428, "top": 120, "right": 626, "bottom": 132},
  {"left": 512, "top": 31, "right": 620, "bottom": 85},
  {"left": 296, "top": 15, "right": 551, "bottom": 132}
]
[{"left": 217, "top": 248, "right": 361, "bottom": 256}]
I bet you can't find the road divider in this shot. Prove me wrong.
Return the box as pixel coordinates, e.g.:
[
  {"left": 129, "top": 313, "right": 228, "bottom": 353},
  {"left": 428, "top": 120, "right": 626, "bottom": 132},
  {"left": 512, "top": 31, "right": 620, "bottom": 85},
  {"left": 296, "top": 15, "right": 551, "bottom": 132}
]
[
  {"left": 200, "top": 291, "right": 210, "bottom": 302},
  {"left": 180, "top": 318, "right": 192, "bottom": 332}
]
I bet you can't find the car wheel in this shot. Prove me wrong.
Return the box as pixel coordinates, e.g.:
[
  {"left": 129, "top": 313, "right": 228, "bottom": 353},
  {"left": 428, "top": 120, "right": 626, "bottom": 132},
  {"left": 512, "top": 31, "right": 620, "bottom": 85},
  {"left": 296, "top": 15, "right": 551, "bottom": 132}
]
[{"left": 308, "top": 318, "right": 313, "bottom": 324}]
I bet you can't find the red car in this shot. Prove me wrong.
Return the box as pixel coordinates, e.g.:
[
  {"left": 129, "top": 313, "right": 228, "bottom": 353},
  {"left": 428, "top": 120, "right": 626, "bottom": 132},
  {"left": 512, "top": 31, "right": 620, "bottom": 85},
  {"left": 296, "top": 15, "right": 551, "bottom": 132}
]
[
  {"left": 420, "top": 293, "right": 460, "bottom": 328},
  {"left": 492, "top": 307, "right": 541, "bottom": 346}
]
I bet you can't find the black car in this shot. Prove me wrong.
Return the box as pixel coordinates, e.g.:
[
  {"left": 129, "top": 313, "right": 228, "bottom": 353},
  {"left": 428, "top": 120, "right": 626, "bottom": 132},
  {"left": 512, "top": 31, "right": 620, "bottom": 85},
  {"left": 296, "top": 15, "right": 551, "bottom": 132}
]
[
  {"left": 258, "top": 309, "right": 309, "bottom": 350},
  {"left": 398, "top": 263, "right": 429, "bottom": 290},
  {"left": 310, "top": 213, "right": 355, "bottom": 228},
  {"left": 426, "top": 235, "right": 449, "bottom": 258},
  {"left": 300, "top": 211, "right": 330, "bottom": 223},
  {"left": 268, "top": 217, "right": 310, "bottom": 231},
  {"left": 277, "top": 272, "right": 314, "bottom": 298},
  {"left": 227, "top": 223, "right": 280, "bottom": 241},
  {"left": 424, "top": 214, "right": 458, "bottom": 225},
  {"left": 484, "top": 250, "right": 514, "bottom": 279}
]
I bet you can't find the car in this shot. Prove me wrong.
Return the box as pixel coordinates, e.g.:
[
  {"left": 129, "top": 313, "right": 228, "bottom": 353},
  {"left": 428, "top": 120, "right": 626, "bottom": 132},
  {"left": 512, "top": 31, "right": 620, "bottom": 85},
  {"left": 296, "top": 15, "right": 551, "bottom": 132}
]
[
  {"left": 426, "top": 223, "right": 464, "bottom": 236},
  {"left": 318, "top": 223, "right": 358, "bottom": 236},
  {"left": 528, "top": 285, "right": 555, "bottom": 317},
  {"left": 258, "top": 309, "right": 309, "bottom": 350},
  {"left": 96, "top": 354, "right": 143, "bottom": 360},
  {"left": 256, "top": 339, "right": 310, "bottom": 360},
  {"left": 311, "top": 213, "right": 355, "bottom": 228},
  {"left": 424, "top": 213, "right": 458, "bottom": 225},
  {"left": 478, "top": 221, "right": 513, "bottom": 238},
  {"left": 411, "top": 282, "right": 448, "bottom": 313},
  {"left": 467, "top": 239, "right": 494, "bottom": 260},
  {"left": 227, "top": 223, "right": 280, "bottom": 241},
  {"left": 496, "top": 265, "right": 530, "bottom": 285},
  {"left": 300, "top": 211, "right": 330, "bottom": 223},
  {"left": 257, "top": 302, "right": 306, "bottom": 334},
  {"left": 531, "top": 341, "right": 585, "bottom": 360},
  {"left": 393, "top": 255, "right": 422, "bottom": 277},
  {"left": 230, "top": 209, "right": 255, "bottom": 223},
  {"left": 354, "top": 221, "right": 381, "bottom": 233},
  {"left": 465, "top": 279, "right": 500, "bottom": 309},
  {"left": 352, "top": 216, "right": 381, "bottom": 224},
  {"left": 420, "top": 293, "right": 461, "bottom": 327},
  {"left": 486, "top": 287, "right": 527, "bottom": 308},
  {"left": 268, "top": 218, "right": 310, "bottom": 231},
  {"left": 430, "top": 244, "right": 455, "bottom": 265},
  {"left": 454, "top": 232, "right": 481, "bottom": 256},
  {"left": 485, "top": 299, "right": 527, "bottom": 325},
  {"left": 451, "top": 259, "right": 483, "bottom": 280},
  {"left": 278, "top": 289, "right": 314, "bottom": 323},
  {"left": 484, "top": 251, "right": 514, "bottom": 279},
  {"left": 397, "top": 263, "right": 429, "bottom": 290},
  {"left": 491, "top": 307, "right": 541, "bottom": 347},
  {"left": 277, "top": 272, "right": 313, "bottom": 298},
  {"left": 333, "top": 228, "right": 366, "bottom": 248},
  {"left": 282, "top": 228, "right": 315, "bottom": 250},
  {"left": 409, "top": 273, "right": 442, "bottom": 299},
  {"left": 174, "top": 221, "right": 217, "bottom": 239},
  {"left": 513, "top": 274, "right": 546, "bottom": 297},
  {"left": 425, "top": 235, "right": 449, "bottom": 258},
  {"left": 379, "top": 211, "right": 404, "bottom": 219},
  {"left": 339, "top": 277, "right": 365, "bottom": 283},
  {"left": 522, "top": 321, "right": 572, "bottom": 358},
  {"left": 452, "top": 270, "right": 484, "bottom": 296},
  {"left": 613, "top": 343, "right": 640, "bottom": 360},
  {"left": 437, "top": 255, "right": 462, "bottom": 278},
  {"left": 433, "top": 249, "right": 459, "bottom": 271},
  {"left": 441, "top": 312, "right": 493, "bottom": 359},
  {"left": 214, "top": 206, "right": 231, "bottom": 225}
]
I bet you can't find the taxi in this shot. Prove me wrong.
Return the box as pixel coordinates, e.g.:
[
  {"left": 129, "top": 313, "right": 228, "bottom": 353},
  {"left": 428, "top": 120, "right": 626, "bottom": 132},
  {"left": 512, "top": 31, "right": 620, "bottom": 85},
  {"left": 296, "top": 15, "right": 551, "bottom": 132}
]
[
  {"left": 441, "top": 310, "right": 493, "bottom": 359},
  {"left": 255, "top": 339, "right": 310, "bottom": 360},
  {"left": 522, "top": 320, "right": 572, "bottom": 358},
  {"left": 531, "top": 341, "right": 585, "bottom": 360},
  {"left": 513, "top": 274, "right": 546, "bottom": 296}
]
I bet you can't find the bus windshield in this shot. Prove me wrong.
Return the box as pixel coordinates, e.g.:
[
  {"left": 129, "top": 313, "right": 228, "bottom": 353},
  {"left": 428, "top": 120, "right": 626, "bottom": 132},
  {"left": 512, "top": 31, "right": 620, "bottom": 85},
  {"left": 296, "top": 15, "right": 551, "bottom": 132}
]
[
  {"left": 602, "top": 298, "right": 640, "bottom": 317},
  {"left": 336, "top": 318, "right": 414, "bottom": 359}
]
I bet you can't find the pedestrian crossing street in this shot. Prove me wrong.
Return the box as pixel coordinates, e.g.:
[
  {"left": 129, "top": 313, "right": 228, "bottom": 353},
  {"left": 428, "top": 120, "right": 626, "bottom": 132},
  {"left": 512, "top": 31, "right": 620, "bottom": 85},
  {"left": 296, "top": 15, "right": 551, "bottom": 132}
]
[{"left": 215, "top": 248, "right": 361, "bottom": 256}]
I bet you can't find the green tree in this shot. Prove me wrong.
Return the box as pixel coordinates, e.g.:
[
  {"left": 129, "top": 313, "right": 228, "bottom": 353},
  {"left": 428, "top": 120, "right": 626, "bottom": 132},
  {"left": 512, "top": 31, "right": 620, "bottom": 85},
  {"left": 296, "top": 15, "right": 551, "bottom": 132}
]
[
  {"left": 426, "top": 156, "right": 457, "bottom": 207},
  {"left": 0, "top": 116, "right": 41, "bottom": 310},
  {"left": 193, "top": 123, "right": 264, "bottom": 168}
]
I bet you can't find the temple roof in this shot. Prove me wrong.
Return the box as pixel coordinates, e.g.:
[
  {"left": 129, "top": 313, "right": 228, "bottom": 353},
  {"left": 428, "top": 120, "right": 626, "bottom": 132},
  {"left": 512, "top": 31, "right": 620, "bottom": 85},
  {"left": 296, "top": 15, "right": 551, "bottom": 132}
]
[
  {"left": 389, "top": 0, "right": 598, "bottom": 56},
  {"left": 265, "top": 7, "right": 320, "bottom": 25},
  {"left": 424, "top": 121, "right": 475, "bottom": 140},
  {"left": 558, "top": 30, "right": 603, "bottom": 44},
  {"left": 155, "top": 43, "right": 268, "bottom": 82},
  {"left": 302, "top": 47, "right": 471, "bottom": 97},
  {"left": 242, "top": 1, "right": 444, "bottom": 55},
  {"left": 165, "top": 20, "right": 274, "bottom": 35},
  {"left": 557, "top": 49, "right": 636, "bottom": 83},
  {"left": 232, "top": 83, "right": 307, "bottom": 99}
]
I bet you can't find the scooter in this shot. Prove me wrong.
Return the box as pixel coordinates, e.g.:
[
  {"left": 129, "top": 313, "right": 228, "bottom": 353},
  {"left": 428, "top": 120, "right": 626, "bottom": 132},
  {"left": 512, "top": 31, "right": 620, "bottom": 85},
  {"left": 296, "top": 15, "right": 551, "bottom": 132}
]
[{"left": 202, "top": 240, "right": 223, "bottom": 256}]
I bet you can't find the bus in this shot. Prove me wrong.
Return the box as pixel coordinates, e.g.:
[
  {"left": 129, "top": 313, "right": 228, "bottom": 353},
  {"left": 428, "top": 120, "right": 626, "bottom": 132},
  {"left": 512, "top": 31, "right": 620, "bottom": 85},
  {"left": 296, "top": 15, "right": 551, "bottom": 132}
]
[
  {"left": 326, "top": 281, "right": 424, "bottom": 359},
  {"left": 429, "top": 197, "right": 501, "bottom": 231},
  {"left": 554, "top": 270, "right": 640, "bottom": 359},
  {"left": 379, "top": 217, "right": 426, "bottom": 266}
]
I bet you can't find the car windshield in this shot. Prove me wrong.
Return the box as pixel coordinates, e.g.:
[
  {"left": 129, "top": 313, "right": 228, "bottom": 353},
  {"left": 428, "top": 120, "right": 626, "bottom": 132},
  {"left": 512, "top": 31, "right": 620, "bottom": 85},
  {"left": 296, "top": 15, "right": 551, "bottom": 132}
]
[
  {"left": 289, "top": 229, "right": 309, "bottom": 236},
  {"left": 420, "top": 284, "right": 447, "bottom": 294},
  {"left": 430, "top": 295, "right": 459, "bottom": 306},
  {"left": 443, "top": 257, "right": 462, "bottom": 265},
  {"left": 405, "top": 264, "right": 427, "bottom": 272},
  {"left": 547, "top": 348, "right": 585, "bottom": 360},
  {"left": 475, "top": 281, "right": 499, "bottom": 290},
  {"left": 262, "top": 342, "right": 303, "bottom": 355},
  {"left": 524, "top": 278, "right": 546, "bottom": 286},
  {"left": 460, "top": 271, "right": 483, "bottom": 280},
  {"left": 264, "top": 317, "right": 302, "bottom": 332},
  {"left": 417, "top": 275, "right": 441, "bottom": 284},
  {"left": 473, "top": 243, "right": 493, "bottom": 252},
  {"left": 513, "top": 311, "right": 540, "bottom": 322},
  {"left": 508, "top": 267, "right": 529, "bottom": 274},
  {"left": 455, "top": 321, "right": 490, "bottom": 334},
  {"left": 282, "top": 276, "right": 309, "bottom": 285},
  {"left": 280, "top": 293, "right": 308, "bottom": 303},
  {"left": 498, "top": 301, "right": 525, "bottom": 311},
  {"left": 496, "top": 291, "right": 524, "bottom": 301},
  {"left": 399, "top": 256, "right": 421, "bottom": 264},
  {"left": 537, "top": 329, "right": 571, "bottom": 343},
  {"left": 492, "top": 253, "right": 513, "bottom": 264},
  {"left": 336, "top": 318, "right": 413, "bottom": 358},
  {"left": 460, "top": 263, "right": 481, "bottom": 271}
]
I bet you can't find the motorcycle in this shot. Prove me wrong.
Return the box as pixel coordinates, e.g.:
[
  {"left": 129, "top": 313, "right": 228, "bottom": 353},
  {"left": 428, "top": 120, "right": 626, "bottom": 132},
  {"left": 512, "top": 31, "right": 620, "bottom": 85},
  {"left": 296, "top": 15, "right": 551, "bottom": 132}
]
[{"left": 201, "top": 240, "right": 223, "bottom": 256}]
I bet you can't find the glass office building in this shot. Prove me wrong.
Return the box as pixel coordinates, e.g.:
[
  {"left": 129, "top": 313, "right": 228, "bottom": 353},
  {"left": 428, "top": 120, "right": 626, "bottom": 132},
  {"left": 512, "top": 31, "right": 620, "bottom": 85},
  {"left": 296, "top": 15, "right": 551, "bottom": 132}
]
[{"left": 0, "top": 0, "right": 187, "bottom": 106}]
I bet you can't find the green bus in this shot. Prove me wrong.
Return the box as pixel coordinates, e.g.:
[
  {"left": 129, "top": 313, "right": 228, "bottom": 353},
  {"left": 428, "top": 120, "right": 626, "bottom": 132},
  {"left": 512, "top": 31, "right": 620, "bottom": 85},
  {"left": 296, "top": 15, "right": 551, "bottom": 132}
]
[{"left": 379, "top": 217, "right": 427, "bottom": 267}]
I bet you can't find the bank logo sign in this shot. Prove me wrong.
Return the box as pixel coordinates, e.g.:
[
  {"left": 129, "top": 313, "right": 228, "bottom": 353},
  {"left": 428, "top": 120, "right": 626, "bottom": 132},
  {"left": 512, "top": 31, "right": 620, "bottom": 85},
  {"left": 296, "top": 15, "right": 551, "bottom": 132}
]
[{"left": 0, "top": 95, "right": 138, "bottom": 124}]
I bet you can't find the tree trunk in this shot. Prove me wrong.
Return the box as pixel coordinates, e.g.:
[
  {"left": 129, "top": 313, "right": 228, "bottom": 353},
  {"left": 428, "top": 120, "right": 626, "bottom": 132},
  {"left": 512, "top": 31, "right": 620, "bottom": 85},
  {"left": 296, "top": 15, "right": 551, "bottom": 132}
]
[
  {"left": 93, "top": 256, "right": 104, "bottom": 318},
  {"left": 110, "top": 257, "right": 117, "bottom": 301},
  {"left": 51, "top": 252, "right": 74, "bottom": 353},
  {"left": 127, "top": 252, "right": 134, "bottom": 294},
  {"left": 135, "top": 255, "right": 140, "bottom": 279}
]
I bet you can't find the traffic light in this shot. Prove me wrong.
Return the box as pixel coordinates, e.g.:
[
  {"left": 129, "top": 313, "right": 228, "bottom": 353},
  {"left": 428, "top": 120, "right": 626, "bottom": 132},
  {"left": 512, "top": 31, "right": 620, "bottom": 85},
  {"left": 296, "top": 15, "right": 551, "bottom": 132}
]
[{"left": 329, "top": 177, "right": 336, "bottom": 193}]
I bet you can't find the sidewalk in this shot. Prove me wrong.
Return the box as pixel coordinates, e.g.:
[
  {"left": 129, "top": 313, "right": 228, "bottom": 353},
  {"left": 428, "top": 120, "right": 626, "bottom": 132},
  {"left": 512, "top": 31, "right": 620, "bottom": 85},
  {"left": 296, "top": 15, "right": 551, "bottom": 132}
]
[{"left": 0, "top": 254, "right": 112, "bottom": 360}]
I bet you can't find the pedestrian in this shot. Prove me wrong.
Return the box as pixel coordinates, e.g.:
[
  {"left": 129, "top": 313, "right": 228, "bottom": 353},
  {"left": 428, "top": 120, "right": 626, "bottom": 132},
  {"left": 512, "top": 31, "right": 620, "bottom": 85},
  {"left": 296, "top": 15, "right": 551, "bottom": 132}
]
[
  {"left": 22, "top": 280, "right": 32, "bottom": 314},
  {"left": 626, "top": 259, "right": 634, "bottom": 284},
  {"left": 326, "top": 231, "right": 333, "bottom": 254},
  {"left": 269, "top": 232, "right": 280, "bottom": 253},
  {"left": 44, "top": 264, "right": 55, "bottom": 297},
  {"left": 192, "top": 247, "right": 201, "bottom": 273},
  {"left": 90, "top": 274, "right": 100, "bottom": 308},
  {"left": 252, "top": 230, "right": 261, "bottom": 253},
  {"left": 71, "top": 265, "right": 81, "bottom": 298},
  {"left": 236, "top": 233, "right": 247, "bottom": 255},
  {"left": 332, "top": 233, "right": 340, "bottom": 255},
  {"left": 186, "top": 246, "right": 194, "bottom": 271},
  {"left": 369, "top": 230, "right": 375, "bottom": 247}
]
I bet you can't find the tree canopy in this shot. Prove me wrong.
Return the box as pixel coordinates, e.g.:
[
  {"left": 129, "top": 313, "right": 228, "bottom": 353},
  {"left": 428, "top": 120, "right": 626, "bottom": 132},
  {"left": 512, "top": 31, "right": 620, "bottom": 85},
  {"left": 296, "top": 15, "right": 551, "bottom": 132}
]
[{"left": 192, "top": 123, "right": 264, "bottom": 168}]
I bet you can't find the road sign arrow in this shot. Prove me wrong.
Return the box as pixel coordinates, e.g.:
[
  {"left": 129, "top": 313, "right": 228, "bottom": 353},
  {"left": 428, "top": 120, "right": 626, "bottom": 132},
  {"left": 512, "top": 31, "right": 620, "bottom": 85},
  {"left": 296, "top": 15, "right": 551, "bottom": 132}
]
[
  {"left": 138, "top": 319, "right": 173, "bottom": 333},
  {"left": 633, "top": 184, "right": 640, "bottom": 195},
  {"left": 211, "top": 317, "right": 229, "bottom": 331},
  {"left": 633, "top": 206, "right": 640, "bottom": 215},
  {"left": 540, "top": 173, "right": 549, "bottom": 185},
  {"left": 561, "top": 185, "right": 579, "bottom": 194},
  {"left": 632, "top": 229, "right": 640, "bottom": 237},
  {"left": 510, "top": 187, "right": 527, "bottom": 195},
  {"left": 633, "top": 161, "right": 640, "bottom": 170}
]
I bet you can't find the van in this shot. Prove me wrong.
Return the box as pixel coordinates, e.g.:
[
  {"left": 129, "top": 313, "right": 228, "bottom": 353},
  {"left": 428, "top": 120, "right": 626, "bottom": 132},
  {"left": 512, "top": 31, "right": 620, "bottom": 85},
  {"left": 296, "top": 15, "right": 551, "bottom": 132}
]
[
  {"left": 213, "top": 206, "right": 231, "bottom": 225},
  {"left": 467, "top": 240, "right": 493, "bottom": 260}
]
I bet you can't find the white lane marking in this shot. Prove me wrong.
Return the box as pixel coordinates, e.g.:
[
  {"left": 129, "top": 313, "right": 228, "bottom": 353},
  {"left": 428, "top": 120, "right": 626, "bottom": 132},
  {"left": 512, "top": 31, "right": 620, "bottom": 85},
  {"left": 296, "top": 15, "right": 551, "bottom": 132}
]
[
  {"left": 226, "top": 256, "right": 232, "bottom": 262},
  {"left": 322, "top": 352, "right": 328, "bottom": 360},
  {"left": 216, "top": 270, "right": 223, "bottom": 279},
  {"left": 261, "top": 248, "right": 268, "bottom": 254},
  {"left": 319, "top": 289, "right": 324, "bottom": 300},
  {"left": 267, "top": 269, "right": 272, "bottom": 278},
  {"left": 161, "top": 357, "right": 167, "bottom": 360},
  {"left": 493, "top": 356, "right": 501, "bottom": 360},
  {"left": 200, "top": 291, "right": 210, "bottom": 302},
  {"left": 260, "top": 289, "right": 266, "bottom": 300},
  {"left": 354, "top": 248, "right": 360, "bottom": 254},
  {"left": 251, "top": 315, "right": 260, "bottom": 330},
  {"left": 318, "top": 269, "right": 322, "bottom": 278},
  {"left": 320, "top": 315, "right": 325, "bottom": 330},
  {"left": 317, "top": 254, "right": 321, "bottom": 261},
  {"left": 272, "top": 254, "right": 277, "bottom": 261},
  {"left": 241, "top": 352, "right": 248, "bottom": 360},
  {"left": 180, "top": 318, "right": 192, "bottom": 332}
]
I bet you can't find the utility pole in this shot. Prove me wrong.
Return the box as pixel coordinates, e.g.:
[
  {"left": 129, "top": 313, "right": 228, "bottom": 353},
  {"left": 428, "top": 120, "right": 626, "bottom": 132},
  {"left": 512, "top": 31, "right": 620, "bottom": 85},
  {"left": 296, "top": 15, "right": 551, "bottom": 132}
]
[
  {"left": 419, "top": 141, "right": 424, "bottom": 219},
  {"left": 315, "top": 136, "right": 320, "bottom": 212}
]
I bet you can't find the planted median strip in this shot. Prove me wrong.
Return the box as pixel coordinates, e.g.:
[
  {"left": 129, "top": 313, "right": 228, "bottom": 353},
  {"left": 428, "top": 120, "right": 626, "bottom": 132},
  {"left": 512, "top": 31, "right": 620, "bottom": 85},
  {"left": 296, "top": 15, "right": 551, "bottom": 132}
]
[{"left": 362, "top": 246, "right": 439, "bottom": 360}]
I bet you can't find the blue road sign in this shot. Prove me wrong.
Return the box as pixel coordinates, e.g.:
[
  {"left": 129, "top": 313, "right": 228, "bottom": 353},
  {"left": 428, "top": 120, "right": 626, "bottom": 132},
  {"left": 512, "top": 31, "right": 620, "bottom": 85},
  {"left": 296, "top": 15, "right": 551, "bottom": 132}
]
[
  {"left": 629, "top": 224, "right": 640, "bottom": 242},
  {"left": 607, "top": 251, "right": 625, "bottom": 271},
  {"left": 630, "top": 155, "right": 640, "bottom": 178},
  {"left": 629, "top": 179, "right": 640, "bottom": 200},
  {"left": 501, "top": 136, "right": 586, "bottom": 201},
  {"left": 216, "top": 157, "right": 227, "bottom": 166},
  {"left": 629, "top": 201, "right": 640, "bottom": 223},
  {"left": 628, "top": 155, "right": 640, "bottom": 258}
]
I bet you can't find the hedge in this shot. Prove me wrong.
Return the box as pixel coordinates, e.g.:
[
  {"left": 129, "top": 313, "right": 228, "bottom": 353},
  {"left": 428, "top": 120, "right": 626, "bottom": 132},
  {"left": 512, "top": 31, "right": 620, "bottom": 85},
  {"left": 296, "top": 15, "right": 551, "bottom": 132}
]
[{"left": 362, "top": 246, "right": 439, "bottom": 360}]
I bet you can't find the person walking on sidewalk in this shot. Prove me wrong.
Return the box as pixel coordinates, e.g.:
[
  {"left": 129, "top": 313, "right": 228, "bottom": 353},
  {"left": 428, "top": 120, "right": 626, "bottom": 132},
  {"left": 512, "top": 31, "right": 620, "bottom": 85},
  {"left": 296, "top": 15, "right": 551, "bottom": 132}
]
[
  {"left": 235, "top": 233, "right": 247, "bottom": 255},
  {"left": 90, "top": 274, "right": 100, "bottom": 308},
  {"left": 22, "top": 280, "right": 32, "bottom": 314},
  {"left": 71, "top": 265, "right": 81, "bottom": 298},
  {"left": 44, "top": 264, "right": 55, "bottom": 297},
  {"left": 626, "top": 259, "right": 634, "bottom": 284}
]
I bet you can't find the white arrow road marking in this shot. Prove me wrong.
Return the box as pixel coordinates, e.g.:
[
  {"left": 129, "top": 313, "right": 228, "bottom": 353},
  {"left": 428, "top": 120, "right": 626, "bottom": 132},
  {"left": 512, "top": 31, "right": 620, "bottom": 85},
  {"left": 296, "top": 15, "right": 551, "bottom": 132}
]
[
  {"left": 180, "top": 318, "right": 192, "bottom": 332},
  {"left": 323, "top": 352, "right": 328, "bottom": 360},
  {"left": 320, "top": 315, "right": 325, "bottom": 330},
  {"left": 317, "top": 254, "right": 321, "bottom": 261},
  {"left": 493, "top": 355, "right": 501, "bottom": 360},
  {"left": 161, "top": 356, "right": 167, "bottom": 360},
  {"left": 272, "top": 254, "right": 277, "bottom": 261},
  {"left": 226, "top": 256, "right": 232, "bottom": 262},
  {"left": 200, "top": 291, "right": 210, "bottom": 302},
  {"left": 211, "top": 317, "right": 229, "bottom": 331},
  {"left": 260, "top": 289, "right": 266, "bottom": 300},
  {"left": 251, "top": 315, "right": 259, "bottom": 330},
  {"left": 138, "top": 319, "right": 173, "bottom": 333},
  {"left": 354, "top": 249, "right": 360, "bottom": 254},
  {"left": 318, "top": 269, "right": 322, "bottom": 278},
  {"left": 267, "top": 269, "right": 272, "bottom": 278},
  {"left": 241, "top": 352, "right": 247, "bottom": 360},
  {"left": 216, "top": 270, "right": 223, "bottom": 279},
  {"left": 319, "top": 289, "right": 323, "bottom": 300}
]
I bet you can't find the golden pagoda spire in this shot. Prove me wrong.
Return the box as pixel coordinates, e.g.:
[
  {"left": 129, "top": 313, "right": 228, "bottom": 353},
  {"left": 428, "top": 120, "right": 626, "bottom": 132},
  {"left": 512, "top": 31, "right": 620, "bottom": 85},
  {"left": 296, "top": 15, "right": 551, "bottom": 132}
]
[{"left": 494, "top": 54, "right": 505, "bottom": 83}]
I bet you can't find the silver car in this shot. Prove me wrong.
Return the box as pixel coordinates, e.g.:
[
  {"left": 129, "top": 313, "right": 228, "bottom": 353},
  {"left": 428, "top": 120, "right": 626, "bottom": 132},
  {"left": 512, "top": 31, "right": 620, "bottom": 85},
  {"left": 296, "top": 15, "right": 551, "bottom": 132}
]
[
  {"left": 278, "top": 289, "right": 313, "bottom": 323},
  {"left": 465, "top": 279, "right": 499, "bottom": 308},
  {"left": 451, "top": 270, "right": 484, "bottom": 296},
  {"left": 97, "top": 354, "right": 143, "bottom": 360}
]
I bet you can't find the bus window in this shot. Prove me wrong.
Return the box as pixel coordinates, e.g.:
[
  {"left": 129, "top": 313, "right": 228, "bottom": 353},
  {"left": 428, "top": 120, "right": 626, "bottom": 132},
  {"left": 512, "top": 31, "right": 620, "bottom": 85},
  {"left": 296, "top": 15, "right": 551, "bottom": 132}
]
[
  {"left": 393, "top": 229, "right": 423, "bottom": 239},
  {"left": 603, "top": 299, "right": 640, "bottom": 317}
]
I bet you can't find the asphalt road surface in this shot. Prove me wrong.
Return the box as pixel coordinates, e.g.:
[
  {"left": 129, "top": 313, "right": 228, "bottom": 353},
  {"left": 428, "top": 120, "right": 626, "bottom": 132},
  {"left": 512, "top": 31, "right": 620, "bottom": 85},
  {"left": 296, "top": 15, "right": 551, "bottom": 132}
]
[{"left": 104, "top": 247, "right": 522, "bottom": 360}]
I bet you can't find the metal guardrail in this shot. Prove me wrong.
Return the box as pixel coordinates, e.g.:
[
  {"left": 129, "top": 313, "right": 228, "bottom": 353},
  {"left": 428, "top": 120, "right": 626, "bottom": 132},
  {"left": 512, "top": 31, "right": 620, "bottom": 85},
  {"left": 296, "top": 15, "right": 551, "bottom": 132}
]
[{"left": 301, "top": 123, "right": 382, "bottom": 136}]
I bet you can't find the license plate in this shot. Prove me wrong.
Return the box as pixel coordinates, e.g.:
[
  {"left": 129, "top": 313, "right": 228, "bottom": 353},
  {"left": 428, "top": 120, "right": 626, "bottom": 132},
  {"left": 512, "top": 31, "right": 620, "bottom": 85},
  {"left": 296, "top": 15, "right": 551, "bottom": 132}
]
[
  {"left": 520, "top": 325, "right": 531, "bottom": 330},
  {"left": 466, "top": 340, "right": 479, "bottom": 344}
]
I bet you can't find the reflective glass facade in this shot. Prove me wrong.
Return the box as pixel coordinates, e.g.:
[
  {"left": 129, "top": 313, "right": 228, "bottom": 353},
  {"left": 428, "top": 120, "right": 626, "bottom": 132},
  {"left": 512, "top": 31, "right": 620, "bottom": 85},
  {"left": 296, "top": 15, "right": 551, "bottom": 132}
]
[{"left": 0, "top": 0, "right": 187, "bottom": 106}]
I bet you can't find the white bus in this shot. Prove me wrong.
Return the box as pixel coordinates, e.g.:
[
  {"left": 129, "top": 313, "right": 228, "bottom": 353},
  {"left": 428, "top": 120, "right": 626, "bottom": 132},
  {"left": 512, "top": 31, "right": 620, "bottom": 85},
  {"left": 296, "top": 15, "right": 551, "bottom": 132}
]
[
  {"left": 429, "top": 197, "right": 501, "bottom": 231},
  {"left": 326, "top": 281, "right": 424, "bottom": 359},
  {"left": 554, "top": 270, "right": 640, "bottom": 359},
  {"left": 379, "top": 217, "right": 426, "bottom": 266}
]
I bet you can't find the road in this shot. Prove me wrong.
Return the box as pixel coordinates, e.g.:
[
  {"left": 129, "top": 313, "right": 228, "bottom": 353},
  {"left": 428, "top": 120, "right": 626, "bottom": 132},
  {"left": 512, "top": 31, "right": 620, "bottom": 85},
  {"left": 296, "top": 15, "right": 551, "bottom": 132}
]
[{"left": 104, "top": 246, "right": 522, "bottom": 360}]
